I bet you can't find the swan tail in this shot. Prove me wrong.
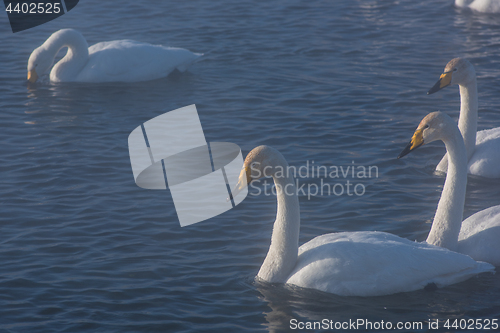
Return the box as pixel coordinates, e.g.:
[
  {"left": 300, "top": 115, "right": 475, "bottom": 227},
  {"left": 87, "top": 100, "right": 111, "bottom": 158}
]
[
  {"left": 431, "top": 261, "right": 494, "bottom": 288},
  {"left": 176, "top": 52, "right": 203, "bottom": 72}
]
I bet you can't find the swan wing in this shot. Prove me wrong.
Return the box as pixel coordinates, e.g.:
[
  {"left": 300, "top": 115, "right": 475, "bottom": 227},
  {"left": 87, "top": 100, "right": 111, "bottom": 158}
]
[
  {"left": 286, "top": 231, "right": 493, "bottom": 296},
  {"left": 458, "top": 205, "right": 500, "bottom": 266},
  {"left": 76, "top": 40, "right": 201, "bottom": 82},
  {"left": 468, "top": 128, "right": 500, "bottom": 178},
  {"left": 468, "top": 0, "right": 500, "bottom": 13}
]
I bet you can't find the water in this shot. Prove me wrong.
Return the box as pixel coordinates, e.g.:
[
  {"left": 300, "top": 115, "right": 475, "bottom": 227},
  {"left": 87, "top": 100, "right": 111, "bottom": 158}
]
[{"left": 1, "top": 0, "right": 500, "bottom": 332}]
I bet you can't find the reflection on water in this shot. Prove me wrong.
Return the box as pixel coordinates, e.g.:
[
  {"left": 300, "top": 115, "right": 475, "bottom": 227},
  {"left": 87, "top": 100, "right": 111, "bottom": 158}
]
[{"left": 257, "top": 272, "right": 500, "bottom": 332}]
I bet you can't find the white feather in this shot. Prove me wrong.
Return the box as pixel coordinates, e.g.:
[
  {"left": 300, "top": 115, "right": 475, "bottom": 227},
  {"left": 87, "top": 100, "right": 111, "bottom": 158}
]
[{"left": 27, "top": 29, "right": 201, "bottom": 83}]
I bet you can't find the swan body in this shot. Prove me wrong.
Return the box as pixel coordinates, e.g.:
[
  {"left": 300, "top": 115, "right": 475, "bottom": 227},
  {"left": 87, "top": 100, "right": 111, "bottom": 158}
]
[
  {"left": 458, "top": 205, "right": 500, "bottom": 266},
  {"left": 287, "top": 231, "right": 491, "bottom": 296},
  {"left": 232, "top": 145, "right": 493, "bottom": 297},
  {"left": 399, "top": 111, "right": 500, "bottom": 266},
  {"left": 469, "top": 127, "right": 500, "bottom": 177},
  {"left": 27, "top": 29, "right": 201, "bottom": 83},
  {"left": 455, "top": 0, "right": 500, "bottom": 13},
  {"left": 428, "top": 58, "right": 500, "bottom": 178}
]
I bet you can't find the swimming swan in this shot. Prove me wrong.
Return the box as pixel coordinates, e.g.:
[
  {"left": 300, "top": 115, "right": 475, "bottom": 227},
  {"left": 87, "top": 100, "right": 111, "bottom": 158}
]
[
  {"left": 428, "top": 57, "right": 500, "bottom": 178},
  {"left": 455, "top": 0, "right": 500, "bottom": 13},
  {"left": 399, "top": 111, "right": 500, "bottom": 266},
  {"left": 230, "top": 145, "right": 493, "bottom": 296},
  {"left": 27, "top": 29, "right": 202, "bottom": 83}
]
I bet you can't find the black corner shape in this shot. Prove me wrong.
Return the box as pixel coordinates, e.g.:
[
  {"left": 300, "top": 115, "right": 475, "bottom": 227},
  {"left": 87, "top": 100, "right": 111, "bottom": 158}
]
[
  {"left": 4, "top": 0, "right": 79, "bottom": 33},
  {"left": 64, "top": 0, "right": 77, "bottom": 11}
]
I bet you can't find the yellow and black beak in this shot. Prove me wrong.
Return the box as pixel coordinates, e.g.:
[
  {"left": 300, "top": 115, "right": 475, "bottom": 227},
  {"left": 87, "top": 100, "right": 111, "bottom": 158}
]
[
  {"left": 398, "top": 128, "right": 425, "bottom": 159},
  {"left": 230, "top": 165, "right": 252, "bottom": 199},
  {"left": 27, "top": 69, "right": 38, "bottom": 83},
  {"left": 427, "top": 71, "right": 452, "bottom": 95}
]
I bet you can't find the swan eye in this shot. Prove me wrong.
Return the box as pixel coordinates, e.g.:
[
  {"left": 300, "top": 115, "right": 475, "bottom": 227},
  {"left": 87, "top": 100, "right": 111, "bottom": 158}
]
[
  {"left": 424, "top": 124, "right": 430, "bottom": 129},
  {"left": 453, "top": 68, "right": 458, "bottom": 72}
]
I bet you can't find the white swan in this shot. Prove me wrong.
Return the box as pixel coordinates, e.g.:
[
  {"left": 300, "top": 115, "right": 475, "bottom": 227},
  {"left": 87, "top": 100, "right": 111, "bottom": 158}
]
[
  {"left": 230, "top": 144, "right": 493, "bottom": 296},
  {"left": 455, "top": 0, "right": 500, "bottom": 13},
  {"left": 399, "top": 111, "right": 500, "bottom": 266},
  {"left": 428, "top": 57, "right": 500, "bottom": 178},
  {"left": 459, "top": 205, "right": 500, "bottom": 266},
  {"left": 27, "top": 29, "right": 202, "bottom": 83}
]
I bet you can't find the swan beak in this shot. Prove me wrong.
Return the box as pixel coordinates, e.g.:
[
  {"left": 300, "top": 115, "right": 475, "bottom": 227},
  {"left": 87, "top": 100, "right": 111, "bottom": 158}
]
[
  {"left": 398, "top": 128, "right": 424, "bottom": 158},
  {"left": 27, "top": 69, "right": 38, "bottom": 83},
  {"left": 229, "top": 165, "right": 251, "bottom": 200},
  {"left": 427, "top": 72, "right": 452, "bottom": 95}
]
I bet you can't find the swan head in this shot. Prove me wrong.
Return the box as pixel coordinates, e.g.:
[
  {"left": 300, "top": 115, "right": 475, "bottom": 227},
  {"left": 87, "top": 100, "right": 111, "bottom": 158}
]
[
  {"left": 27, "top": 46, "right": 54, "bottom": 83},
  {"left": 428, "top": 58, "right": 475, "bottom": 94},
  {"left": 231, "top": 145, "right": 285, "bottom": 197},
  {"left": 398, "top": 111, "right": 456, "bottom": 158}
]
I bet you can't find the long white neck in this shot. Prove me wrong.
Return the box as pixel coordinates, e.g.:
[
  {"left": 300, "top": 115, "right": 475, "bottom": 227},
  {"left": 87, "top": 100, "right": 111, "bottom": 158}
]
[
  {"left": 457, "top": 78, "right": 478, "bottom": 162},
  {"left": 426, "top": 126, "right": 468, "bottom": 251},
  {"left": 257, "top": 162, "right": 300, "bottom": 283},
  {"left": 435, "top": 72, "right": 478, "bottom": 172},
  {"left": 46, "top": 29, "right": 89, "bottom": 82}
]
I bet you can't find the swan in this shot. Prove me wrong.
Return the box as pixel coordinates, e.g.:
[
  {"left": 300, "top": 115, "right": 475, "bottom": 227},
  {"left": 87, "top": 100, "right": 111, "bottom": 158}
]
[
  {"left": 27, "top": 29, "right": 202, "bottom": 83},
  {"left": 230, "top": 145, "right": 493, "bottom": 296},
  {"left": 455, "top": 0, "right": 500, "bottom": 13},
  {"left": 427, "top": 57, "right": 500, "bottom": 178},
  {"left": 399, "top": 111, "right": 500, "bottom": 266}
]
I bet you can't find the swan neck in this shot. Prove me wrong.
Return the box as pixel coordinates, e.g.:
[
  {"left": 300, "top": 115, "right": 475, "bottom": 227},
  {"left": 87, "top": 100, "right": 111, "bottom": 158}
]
[
  {"left": 46, "top": 30, "right": 89, "bottom": 82},
  {"left": 426, "top": 127, "right": 468, "bottom": 251},
  {"left": 457, "top": 79, "right": 478, "bottom": 161},
  {"left": 257, "top": 160, "right": 300, "bottom": 283}
]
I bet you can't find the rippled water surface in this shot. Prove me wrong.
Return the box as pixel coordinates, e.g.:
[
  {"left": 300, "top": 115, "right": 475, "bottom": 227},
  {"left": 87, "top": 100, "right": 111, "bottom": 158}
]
[{"left": 1, "top": 0, "right": 500, "bottom": 332}]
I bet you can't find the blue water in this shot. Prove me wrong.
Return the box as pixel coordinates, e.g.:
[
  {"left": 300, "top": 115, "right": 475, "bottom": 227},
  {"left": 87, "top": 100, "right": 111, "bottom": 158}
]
[{"left": 1, "top": 0, "right": 500, "bottom": 332}]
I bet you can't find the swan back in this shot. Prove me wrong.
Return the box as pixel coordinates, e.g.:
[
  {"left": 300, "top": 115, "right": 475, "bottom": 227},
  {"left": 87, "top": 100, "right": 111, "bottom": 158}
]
[
  {"left": 458, "top": 205, "right": 500, "bottom": 266},
  {"left": 80, "top": 41, "right": 201, "bottom": 82},
  {"left": 456, "top": 0, "right": 500, "bottom": 13},
  {"left": 286, "top": 231, "right": 493, "bottom": 296},
  {"left": 468, "top": 128, "right": 500, "bottom": 178}
]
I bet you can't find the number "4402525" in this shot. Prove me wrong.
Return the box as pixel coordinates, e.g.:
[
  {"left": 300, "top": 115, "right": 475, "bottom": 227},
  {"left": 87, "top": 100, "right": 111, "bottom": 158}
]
[
  {"left": 5, "top": 2, "right": 61, "bottom": 14},
  {"left": 444, "top": 318, "right": 498, "bottom": 330}
]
